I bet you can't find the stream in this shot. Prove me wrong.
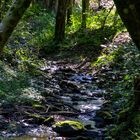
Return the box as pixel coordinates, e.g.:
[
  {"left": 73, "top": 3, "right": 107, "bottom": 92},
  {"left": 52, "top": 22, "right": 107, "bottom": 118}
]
[{"left": 2, "top": 60, "right": 108, "bottom": 140}]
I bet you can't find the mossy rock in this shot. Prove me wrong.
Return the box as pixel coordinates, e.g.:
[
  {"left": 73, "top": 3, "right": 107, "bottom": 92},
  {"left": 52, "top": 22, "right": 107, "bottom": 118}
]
[
  {"left": 26, "top": 112, "right": 54, "bottom": 125},
  {"left": 52, "top": 120, "right": 85, "bottom": 136}
]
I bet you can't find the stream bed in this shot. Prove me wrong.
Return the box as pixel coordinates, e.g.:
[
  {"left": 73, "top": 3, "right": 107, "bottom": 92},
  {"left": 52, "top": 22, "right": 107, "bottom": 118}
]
[{"left": 1, "top": 61, "right": 109, "bottom": 140}]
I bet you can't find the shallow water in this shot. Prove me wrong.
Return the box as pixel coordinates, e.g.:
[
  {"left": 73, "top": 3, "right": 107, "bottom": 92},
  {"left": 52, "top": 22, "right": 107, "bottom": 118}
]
[
  {"left": 13, "top": 136, "right": 47, "bottom": 140},
  {"left": 4, "top": 64, "right": 106, "bottom": 140},
  {"left": 12, "top": 136, "right": 65, "bottom": 140}
]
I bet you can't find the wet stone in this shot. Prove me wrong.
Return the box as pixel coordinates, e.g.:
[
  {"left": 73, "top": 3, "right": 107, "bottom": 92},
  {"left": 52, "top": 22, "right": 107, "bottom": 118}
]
[
  {"left": 93, "top": 117, "right": 106, "bottom": 128},
  {"left": 69, "top": 74, "right": 94, "bottom": 83},
  {"left": 52, "top": 120, "right": 85, "bottom": 136},
  {"left": 1, "top": 60, "right": 109, "bottom": 139}
]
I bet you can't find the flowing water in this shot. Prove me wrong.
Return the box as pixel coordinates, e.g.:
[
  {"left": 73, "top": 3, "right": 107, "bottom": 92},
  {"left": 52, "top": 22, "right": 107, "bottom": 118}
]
[{"left": 4, "top": 61, "right": 107, "bottom": 140}]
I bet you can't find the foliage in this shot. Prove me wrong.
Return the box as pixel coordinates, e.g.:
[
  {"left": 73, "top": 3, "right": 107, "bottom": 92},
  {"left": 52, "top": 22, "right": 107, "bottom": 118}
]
[
  {"left": 92, "top": 42, "right": 140, "bottom": 139},
  {"left": 0, "top": 61, "right": 43, "bottom": 106},
  {"left": 0, "top": 0, "right": 13, "bottom": 19}
]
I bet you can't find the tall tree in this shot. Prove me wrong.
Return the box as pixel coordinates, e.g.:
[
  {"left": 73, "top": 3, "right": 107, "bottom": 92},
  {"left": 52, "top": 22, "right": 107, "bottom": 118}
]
[
  {"left": 81, "top": 0, "right": 89, "bottom": 28},
  {"left": 113, "top": 0, "right": 140, "bottom": 51},
  {"left": 44, "top": 0, "right": 58, "bottom": 13},
  {"left": 113, "top": 0, "right": 140, "bottom": 112},
  {"left": 67, "top": 0, "right": 73, "bottom": 25},
  {"left": 54, "top": 0, "right": 67, "bottom": 43},
  {"left": 0, "top": 0, "right": 32, "bottom": 53}
]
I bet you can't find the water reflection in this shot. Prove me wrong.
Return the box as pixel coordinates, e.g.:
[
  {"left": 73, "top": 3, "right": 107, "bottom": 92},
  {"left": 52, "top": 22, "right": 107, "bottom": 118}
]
[{"left": 13, "top": 136, "right": 65, "bottom": 140}]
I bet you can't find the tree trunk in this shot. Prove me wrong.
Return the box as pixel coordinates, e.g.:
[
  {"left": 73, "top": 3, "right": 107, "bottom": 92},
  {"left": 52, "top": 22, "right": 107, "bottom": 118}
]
[
  {"left": 113, "top": 0, "right": 140, "bottom": 50},
  {"left": 67, "top": 0, "right": 73, "bottom": 25},
  {"left": 0, "top": 0, "right": 32, "bottom": 53},
  {"left": 44, "top": 0, "right": 50, "bottom": 9},
  {"left": 44, "top": 0, "right": 58, "bottom": 13},
  {"left": 81, "top": 0, "right": 89, "bottom": 28},
  {"left": 54, "top": 0, "right": 67, "bottom": 43},
  {"left": 54, "top": 0, "right": 58, "bottom": 14},
  {"left": 32, "top": 0, "right": 36, "bottom": 4}
]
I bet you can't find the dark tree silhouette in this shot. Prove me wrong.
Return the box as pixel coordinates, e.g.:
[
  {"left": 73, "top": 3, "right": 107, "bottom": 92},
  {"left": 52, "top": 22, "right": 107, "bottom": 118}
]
[
  {"left": 0, "top": 0, "right": 32, "bottom": 53},
  {"left": 114, "top": 0, "right": 140, "bottom": 51},
  {"left": 54, "top": 0, "right": 67, "bottom": 42},
  {"left": 81, "top": 0, "right": 89, "bottom": 28}
]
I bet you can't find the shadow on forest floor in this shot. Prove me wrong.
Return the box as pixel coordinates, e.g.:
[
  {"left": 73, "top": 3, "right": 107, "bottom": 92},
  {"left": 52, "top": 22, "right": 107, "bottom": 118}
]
[{"left": 48, "top": 26, "right": 118, "bottom": 63}]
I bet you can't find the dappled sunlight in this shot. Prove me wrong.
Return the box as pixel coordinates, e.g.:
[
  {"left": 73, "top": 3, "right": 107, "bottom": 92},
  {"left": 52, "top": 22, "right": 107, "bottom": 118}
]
[
  {"left": 0, "top": 0, "right": 140, "bottom": 139},
  {"left": 21, "top": 88, "right": 43, "bottom": 101}
]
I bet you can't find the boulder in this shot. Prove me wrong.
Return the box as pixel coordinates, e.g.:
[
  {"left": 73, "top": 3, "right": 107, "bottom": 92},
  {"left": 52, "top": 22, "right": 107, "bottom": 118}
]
[{"left": 52, "top": 120, "right": 85, "bottom": 136}]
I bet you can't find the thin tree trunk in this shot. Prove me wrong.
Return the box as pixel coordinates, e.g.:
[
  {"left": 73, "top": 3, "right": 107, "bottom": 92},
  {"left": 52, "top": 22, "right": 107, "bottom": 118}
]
[
  {"left": 0, "top": 0, "right": 32, "bottom": 53},
  {"left": 54, "top": 0, "right": 58, "bottom": 14},
  {"left": 54, "top": 0, "right": 67, "bottom": 43},
  {"left": 44, "top": 0, "right": 50, "bottom": 9},
  {"left": 113, "top": 0, "right": 140, "bottom": 50},
  {"left": 44, "top": 0, "right": 58, "bottom": 13},
  {"left": 101, "top": 4, "right": 114, "bottom": 29},
  {"left": 81, "top": 0, "right": 89, "bottom": 29}
]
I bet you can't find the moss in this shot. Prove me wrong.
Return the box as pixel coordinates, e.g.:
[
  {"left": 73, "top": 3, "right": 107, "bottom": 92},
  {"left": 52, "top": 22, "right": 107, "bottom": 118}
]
[
  {"left": 53, "top": 120, "right": 86, "bottom": 136},
  {"left": 26, "top": 112, "right": 54, "bottom": 125},
  {"left": 44, "top": 116, "right": 54, "bottom": 124},
  {"left": 32, "top": 104, "right": 45, "bottom": 109},
  {"left": 26, "top": 112, "right": 45, "bottom": 120},
  {"left": 55, "top": 120, "right": 85, "bottom": 130}
]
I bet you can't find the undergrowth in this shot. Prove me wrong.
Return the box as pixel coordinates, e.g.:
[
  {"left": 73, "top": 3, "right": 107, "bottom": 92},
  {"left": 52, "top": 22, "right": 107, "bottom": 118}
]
[
  {"left": 0, "top": 62, "right": 36, "bottom": 105},
  {"left": 92, "top": 42, "right": 140, "bottom": 139}
]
